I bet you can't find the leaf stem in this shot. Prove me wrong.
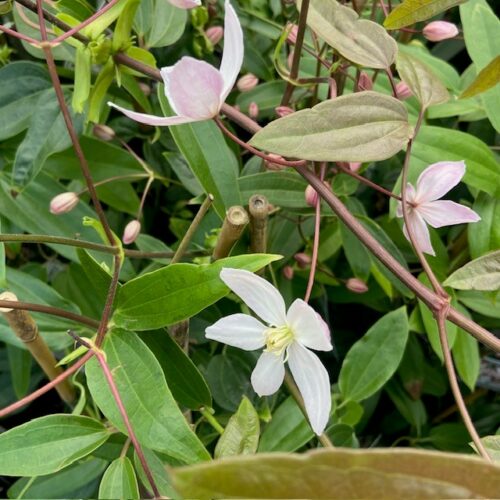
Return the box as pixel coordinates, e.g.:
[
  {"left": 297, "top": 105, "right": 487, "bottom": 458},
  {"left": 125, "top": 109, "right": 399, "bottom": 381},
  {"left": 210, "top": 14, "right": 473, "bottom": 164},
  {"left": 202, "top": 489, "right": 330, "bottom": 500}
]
[{"left": 199, "top": 407, "right": 225, "bottom": 435}]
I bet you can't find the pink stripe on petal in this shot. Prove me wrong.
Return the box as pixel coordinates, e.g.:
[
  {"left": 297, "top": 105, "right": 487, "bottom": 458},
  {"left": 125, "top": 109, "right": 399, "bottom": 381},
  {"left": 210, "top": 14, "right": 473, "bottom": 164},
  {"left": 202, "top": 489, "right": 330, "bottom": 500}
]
[
  {"left": 418, "top": 200, "right": 481, "bottom": 228},
  {"left": 219, "top": 0, "right": 244, "bottom": 101},
  {"left": 161, "top": 57, "right": 224, "bottom": 119},
  {"left": 403, "top": 211, "right": 435, "bottom": 256},
  {"left": 108, "top": 102, "right": 196, "bottom": 126},
  {"left": 416, "top": 161, "right": 466, "bottom": 203}
]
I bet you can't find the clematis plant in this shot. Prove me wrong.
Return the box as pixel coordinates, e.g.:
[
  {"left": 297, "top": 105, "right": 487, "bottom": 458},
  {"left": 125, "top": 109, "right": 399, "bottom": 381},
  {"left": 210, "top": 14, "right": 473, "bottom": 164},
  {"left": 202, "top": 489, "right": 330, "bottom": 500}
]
[
  {"left": 167, "top": 0, "right": 201, "bottom": 8},
  {"left": 108, "top": 0, "right": 243, "bottom": 126},
  {"left": 397, "top": 161, "right": 480, "bottom": 256},
  {"left": 206, "top": 268, "right": 333, "bottom": 435}
]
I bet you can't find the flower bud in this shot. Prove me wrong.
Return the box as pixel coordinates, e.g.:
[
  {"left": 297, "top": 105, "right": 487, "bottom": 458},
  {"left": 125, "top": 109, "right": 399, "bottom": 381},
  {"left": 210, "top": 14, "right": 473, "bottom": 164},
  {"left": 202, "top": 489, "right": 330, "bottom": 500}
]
[
  {"left": 168, "top": 0, "right": 201, "bottom": 8},
  {"left": 237, "top": 73, "right": 258, "bottom": 92},
  {"left": 205, "top": 26, "right": 223, "bottom": 45},
  {"left": 264, "top": 153, "right": 286, "bottom": 171},
  {"left": 349, "top": 162, "right": 362, "bottom": 172},
  {"left": 282, "top": 265, "right": 294, "bottom": 280},
  {"left": 305, "top": 185, "right": 319, "bottom": 207},
  {"left": 93, "top": 124, "right": 115, "bottom": 141},
  {"left": 423, "top": 21, "right": 459, "bottom": 42},
  {"left": 357, "top": 71, "right": 373, "bottom": 91},
  {"left": 396, "top": 81, "right": 413, "bottom": 100},
  {"left": 248, "top": 101, "right": 259, "bottom": 119},
  {"left": 138, "top": 82, "right": 151, "bottom": 97},
  {"left": 287, "top": 50, "right": 294, "bottom": 70},
  {"left": 286, "top": 23, "right": 299, "bottom": 44},
  {"left": 346, "top": 277, "right": 369, "bottom": 294},
  {"left": 294, "top": 252, "right": 311, "bottom": 269},
  {"left": 122, "top": 220, "right": 141, "bottom": 244},
  {"left": 50, "top": 192, "right": 79, "bottom": 215},
  {"left": 275, "top": 105, "right": 294, "bottom": 118}
]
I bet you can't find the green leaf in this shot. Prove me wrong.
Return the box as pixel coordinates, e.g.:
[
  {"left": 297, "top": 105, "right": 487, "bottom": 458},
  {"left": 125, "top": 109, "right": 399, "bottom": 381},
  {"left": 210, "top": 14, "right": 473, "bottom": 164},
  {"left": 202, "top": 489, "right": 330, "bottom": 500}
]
[
  {"left": 385, "top": 379, "right": 427, "bottom": 432},
  {"left": 385, "top": 0, "right": 465, "bottom": 29},
  {"left": 340, "top": 221, "right": 371, "bottom": 281},
  {"left": 0, "top": 415, "right": 110, "bottom": 476},
  {"left": 171, "top": 448, "right": 500, "bottom": 498},
  {"left": 134, "top": 0, "right": 187, "bottom": 48},
  {"left": 134, "top": 448, "right": 178, "bottom": 498},
  {"left": 461, "top": 56, "right": 500, "bottom": 98},
  {"left": 339, "top": 307, "right": 409, "bottom": 402},
  {"left": 475, "top": 436, "right": 500, "bottom": 462},
  {"left": 328, "top": 424, "right": 359, "bottom": 448},
  {"left": 6, "top": 344, "right": 31, "bottom": 399},
  {"left": 215, "top": 397, "right": 260, "bottom": 459},
  {"left": 301, "top": 0, "right": 397, "bottom": 69},
  {"left": 460, "top": 0, "right": 500, "bottom": 131},
  {"left": 99, "top": 457, "right": 139, "bottom": 500},
  {"left": 250, "top": 92, "right": 412, "bottom": 163},
  {"left": 139, "top": 329, "right": 212, "bottom": 410},
  {"left": 158, "top": 88, "right": 241, "bottom": 218},
  {"left": 113, "top": 254, "right": 281, "bottom": 331},
  {"left": 408, "top": 126, "right": 500, "bottom": 197},
  {"left": 7, "top": 458, "right": 108, "bottom": 499},
  {"left": 457, "top": 290, "right": 500, "bottom": 318},
  {"left": 444, "top": 250, "right": 500, "bottom": 291},
  {"left": 396, "top": 52, "right": 449, "bottom": 109},
  {"left": 13, "top": 89, "right": 83, "bottom": 188},
  {"left": 72, "top": 46, "right": 92, "bottom": 113},
  {"left": 0, "top": 62, "right": 51, "bottom": 141},
  {"left": 452, "top": 306, "right": 480, "bottom": 391},
  {"left": 468, "top": 193, "right": 500, "bottom": 259},
  {"left": 86, "top": 328, "right": 210, "bottom": 464},
  {"left": 258, "top": 396, "right": 314, "bottom": 452}
]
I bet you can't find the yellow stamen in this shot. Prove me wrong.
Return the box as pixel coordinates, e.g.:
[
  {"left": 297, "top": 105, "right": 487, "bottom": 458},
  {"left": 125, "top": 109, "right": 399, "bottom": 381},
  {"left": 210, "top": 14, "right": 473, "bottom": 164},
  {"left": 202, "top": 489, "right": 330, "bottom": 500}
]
[{"left": 264, "top": 325, "right": 294, "bottom": 356}]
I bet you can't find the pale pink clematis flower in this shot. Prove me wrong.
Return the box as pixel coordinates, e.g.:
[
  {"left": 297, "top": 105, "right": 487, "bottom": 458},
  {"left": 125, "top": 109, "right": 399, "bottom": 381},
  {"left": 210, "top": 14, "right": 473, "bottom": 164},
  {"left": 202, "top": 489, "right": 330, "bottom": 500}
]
[
  {"left": 396, "top": 161, "right": 480, "bottom": 256},
  {"left": 167, "top": 0, "right": 201, "bottom": 9},
  {"left": 108, "top": 0, "right": 243, "bottom": 126},
  {"left": 423, "top": 21, "right": 459, "bottom": 42},
  {"left": 206, "top": 268, "right": 333, "bottom": 435}
]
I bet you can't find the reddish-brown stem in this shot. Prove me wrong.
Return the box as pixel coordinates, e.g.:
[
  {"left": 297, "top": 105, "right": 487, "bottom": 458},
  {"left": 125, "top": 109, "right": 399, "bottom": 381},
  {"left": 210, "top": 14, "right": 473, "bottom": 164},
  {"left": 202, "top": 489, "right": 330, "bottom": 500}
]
[
  {"left": 35, "top": 0, "right": 115, "bottom": 247},
  {"left": 304, "top": 163, "right": 326, "bottom": 303},
  {"left": 70, "top": 333, "right": 161, "bottom": 498},
  {"left": 336, "top": 162, "right": 402, "bottom": 201},
  {"left": 281, "top": 0, "right": 310, "bottom": 106},
  {"left": 214, "top": 116, "right": 306, "bottom": 168},
  {"left": 386, "top": 68, "right": 399, "bottom": 99},
  {"left": 0, "top": 299, "right": 100, "bottom": 328},
  {"left": 0, "top": 24, "right": 39, "bottom": 44},
  {"left": 0, "top": 351, "right": 94, "bottom": 418},
  {"left": 436, "top": 312, "right": 491, "bottom": 461}
]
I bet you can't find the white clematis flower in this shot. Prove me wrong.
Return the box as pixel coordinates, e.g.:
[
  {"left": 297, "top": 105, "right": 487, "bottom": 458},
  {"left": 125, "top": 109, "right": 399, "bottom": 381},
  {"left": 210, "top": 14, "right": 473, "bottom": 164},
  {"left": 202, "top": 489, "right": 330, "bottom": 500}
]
[
  {"left": 108, "top": 0, "right": 243, "bottom": 126},
  {"left": 397, "top": 161, "right": 480, "bottom": 256},
  {"left": 167, "top": 0, "right": 201, "bottom": 9},
  {"left": 206, "top": 268, "right": 333, "bottom": 435}
]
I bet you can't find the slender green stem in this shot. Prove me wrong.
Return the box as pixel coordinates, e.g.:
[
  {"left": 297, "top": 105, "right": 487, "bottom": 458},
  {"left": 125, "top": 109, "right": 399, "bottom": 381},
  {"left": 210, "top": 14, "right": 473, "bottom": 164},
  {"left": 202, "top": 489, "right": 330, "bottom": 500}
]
[{"left": 200, "top": 407, "right": 225, "bottom": 435}]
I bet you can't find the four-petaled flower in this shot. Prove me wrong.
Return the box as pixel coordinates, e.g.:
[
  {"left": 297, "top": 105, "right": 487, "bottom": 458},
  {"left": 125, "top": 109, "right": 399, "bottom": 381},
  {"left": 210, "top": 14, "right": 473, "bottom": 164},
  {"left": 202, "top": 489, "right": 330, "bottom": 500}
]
[
  {"left": 108, "top": 0, "right": 243, "bottom": 126},
  {"left": 206, "top": 268, "right": 333, "bottom": 435},
  {"left": 397, "top": 161, "right": 480, "bottom": 256}
]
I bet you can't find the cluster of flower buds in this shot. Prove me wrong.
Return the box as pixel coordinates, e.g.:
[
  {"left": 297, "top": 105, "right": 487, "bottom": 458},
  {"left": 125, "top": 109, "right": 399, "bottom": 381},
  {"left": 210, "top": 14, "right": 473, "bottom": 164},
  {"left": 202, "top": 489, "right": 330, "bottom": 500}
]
[{"left": 423, "top": 21, "right": 459, "bottom": 42}]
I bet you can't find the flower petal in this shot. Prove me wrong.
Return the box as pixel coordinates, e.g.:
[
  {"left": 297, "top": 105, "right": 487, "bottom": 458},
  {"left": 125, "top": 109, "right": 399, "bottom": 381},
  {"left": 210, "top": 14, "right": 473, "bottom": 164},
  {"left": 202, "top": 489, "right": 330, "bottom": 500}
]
[
  {"left": 220, "top": 268, "right": 287, "bottom": 326},
  {"left": 108, "top": 102, "right": 197, "bottom": 126},
  {"left": 396, "top": 183, "right": 417, "bottom": 218},
  {"left": 403, "top": 211, "right": 435, "bottom": 256},
  {"left": 287, "top": 343, "right": 331, "bottom": 435},
  {"left": 415, "top": 161, "right": 466, "bottom": 203},
  {"left": 168, "top": 0, "right": 201, "bottom": 8},
  {"left": 161, "top": 57, "right": 224, "bottom": 119},
  {"left": 418, "top": 200, "right": 481, "bottom": 228},
  {"left": 251, "top": 352, "right": 285, "bottom": 396},
  {"left": 205, "top": 313, "right": 266, "bottom": 351},
  {"left": 219, "top": 0, "right": 244, "bottom": 101},
  {"left": 286, "top": 299, "right": 332, "bottom": 352}
]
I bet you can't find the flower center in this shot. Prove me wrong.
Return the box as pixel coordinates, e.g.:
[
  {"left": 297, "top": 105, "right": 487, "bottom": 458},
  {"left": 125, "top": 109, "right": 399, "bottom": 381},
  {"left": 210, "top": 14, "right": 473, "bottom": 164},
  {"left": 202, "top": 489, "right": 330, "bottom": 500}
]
[{"left": 264, "top": 325, "right": 294, "bottom": 356}]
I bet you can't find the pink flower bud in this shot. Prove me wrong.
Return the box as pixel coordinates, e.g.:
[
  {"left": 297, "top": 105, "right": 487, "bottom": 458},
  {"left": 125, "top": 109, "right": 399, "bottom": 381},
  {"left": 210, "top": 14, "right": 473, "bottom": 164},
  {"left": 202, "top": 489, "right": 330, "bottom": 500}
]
[
  {"left": 275, "top": 105, "right": 294, "bottom": 118},
  {"left": 329, "top": 78, "right": 338, "bottom": 99},
  {"left": 346, "top": 277, "right": 369, "bottom": 294},
  {"left": 237, "top": 73, "right": 258, "bottom": 92},
  {"left": 349, "top": 162, "right": 362, "bottom": 172},
  {"left": 396, "top": 81, "right": 413, "bottom": 100},
  {"left": 122, "top": 220, "right": 141, "bottom": 244},
  {"left": 248, "top": 101, "right": 259, "bottom": 119},
  {"left": 282, "top": 265, "right": 294, "bottom": 280},
  {"left": 287, "top": 50, "right": 294, "bottom": 70},
  {"left": 423, "top": 21, "right": 459, "bottom": 42},
  {"left": 167, "top": 0, "right": 201, "bottom": 8},
  {"left": 286, "top": 23, "right": 299, "bottom": 44},
  {"left": 205, "top": 26, "right": 223, "bottom": 45},
  {"left": 305, "top": 185, "right": 319, "bottom": 207},
  {"left": 294, "top": 252, "right": 311, "bottom": 269},
  {"left": 357, "top": 71, "right": 373, "bottom": 91},
  {"left": 50, "top": 192, "right": 79, "bottom": 215},
  {"left": 264, "top": 153, "right": 286, "bottom": 171},
  {"left": 93, "top": 124, "right": 115, "bottom": 141},
  {"left": 138, "top": 82, "right": 151, "bottom": 97}
]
